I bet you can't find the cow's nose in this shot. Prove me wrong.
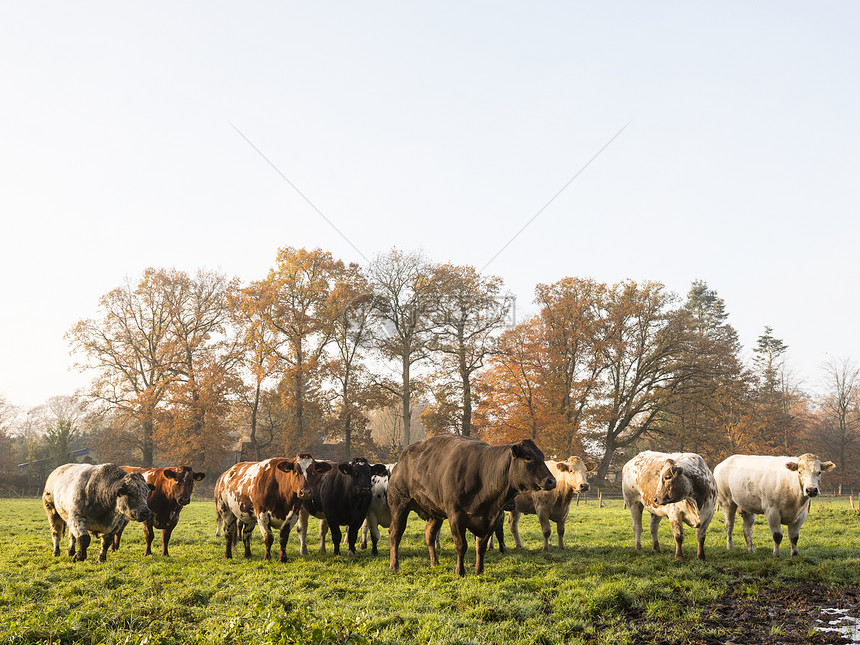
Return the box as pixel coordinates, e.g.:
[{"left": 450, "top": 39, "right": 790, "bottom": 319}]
[
  {"left": 298, "top": 489, "right": 312, "bottom": 499},
  {"left": 806, "top": 487, "right": 819, "bottom": 497},
  {"left": 543, "top": 476, "right": 557, "bottom": 491},
  {"left": 360, "top": 487, "right": 372, "bottom": 496},
  {"left": 179, "top": 497, "right": 190, "bottom": 506},
  {"left": 580, "top": 483, "right": 590, "bottom": 492},
  {"left": 140, "top": 508, "right": 152, "bottom": 521}
]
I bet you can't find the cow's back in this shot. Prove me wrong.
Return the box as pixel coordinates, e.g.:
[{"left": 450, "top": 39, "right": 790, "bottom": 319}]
[
  {"left": 43, "top": 463, "right": 127, "bottom": 533},
  {"left": 714, "top": 455, "right": 803, "bottom": 515}
]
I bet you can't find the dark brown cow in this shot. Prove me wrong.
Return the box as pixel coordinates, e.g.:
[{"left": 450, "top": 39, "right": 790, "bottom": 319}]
[
  {"left": 215, "top": 455, "right": 332, "bottom": 561},
  {"left": 388, "top": 435, "right": 556, "bottom": 576},
  {"left": 112, "top": 466, "right": 205, "bottom": 556}
]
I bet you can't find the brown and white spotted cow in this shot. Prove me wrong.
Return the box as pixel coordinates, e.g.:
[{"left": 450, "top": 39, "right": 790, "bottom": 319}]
[
  {"left": 508, "top": 456, "right": 596, "bottom": 551},
  {"left": 42, "top": 463, "right": 154, "bottom": 563},
  {"left": 714, "top": 453, "right": 835, "bottom": 557},
  {"left": 112, "top": 466, "right": 205, "bottom": 556},
  {"left": 622, "top": 451, "right": 717, "bottom": 560},
  {"left": 215, "top": 455, "right": 331, "bottom": 561}
]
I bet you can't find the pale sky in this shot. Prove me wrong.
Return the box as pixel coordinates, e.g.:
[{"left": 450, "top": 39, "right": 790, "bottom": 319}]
[{"left": 2, "top": 3, "right": 858, "bottom": 410}]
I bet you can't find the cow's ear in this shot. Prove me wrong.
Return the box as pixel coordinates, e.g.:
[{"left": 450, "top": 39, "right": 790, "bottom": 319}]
[
  {"left": 556, "top": 462, "right": 570, "bottom": 473},
  {"left": 193, "top": 471, "right": 206, "bottom": 481},
  {"left": 371, "top": 464, "right": 389, "bottom": 477},
  {"left": 511, "top": 443, "right": 532, "bottom": 460},
  {"left": 338, "top": 463, "right": 353, "bottom": 475},
  {"left": 147, "top": 483, "right": 156, "bottom": 492},
  {"left": 821, "top": 461, "right": 836, "bottom": 472},
  {"left": 315, "top": 461, "right": 332, "bottom": 474},
  {"left": 117, "top": 484, "right": 129, "bottom": 496},
  {"left": 585, "top": 461, "right": 598, "bottom": 472},
  {"left": 164, "top": 469, "right": 178, "bottom": 480},
  {"left": 785, "top": 461, "right": 799, "bottom": 472},
  {"left": 670, "top": 466, "right": 683, "bottom": 478},
  {"left": 277, "top": 460, "right": 295, "bottom": 473}
]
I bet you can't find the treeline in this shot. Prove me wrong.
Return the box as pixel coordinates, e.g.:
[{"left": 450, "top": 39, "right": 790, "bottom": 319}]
[{"left": 1, "top": 246, "right": 858, "bottom": 489}]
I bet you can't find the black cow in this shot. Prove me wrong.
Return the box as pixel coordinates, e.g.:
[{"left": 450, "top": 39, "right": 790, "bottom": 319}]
[
  {"left": 298, "top": 457, "right": 388, "bottom": 556},
  {"left": 388, "top": 434, "right": 556, "bottom": 576}
]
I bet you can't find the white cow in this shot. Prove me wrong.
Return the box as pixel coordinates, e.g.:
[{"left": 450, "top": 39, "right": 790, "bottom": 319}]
[
  {"left": 713, "top": 453, "right": 835, "bottom": 557},
  {"left": 622, "top": 451, "right": 717, "bottom": 560}
]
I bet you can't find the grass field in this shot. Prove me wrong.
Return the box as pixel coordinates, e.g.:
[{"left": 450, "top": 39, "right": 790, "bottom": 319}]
[{"left": 1, "top": 496, "right": 858, "bottom": 644}]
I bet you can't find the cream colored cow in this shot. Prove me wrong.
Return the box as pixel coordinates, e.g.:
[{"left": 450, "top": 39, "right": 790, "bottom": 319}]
[
  {"left": 507, "top": 457, "right": 596, "bottom": 551},
  {"left": 622, "top": 451, "right": 717, "bottom": 560},
  {"left": 714, "top": 453, "right": 835, "bottom": 557}
]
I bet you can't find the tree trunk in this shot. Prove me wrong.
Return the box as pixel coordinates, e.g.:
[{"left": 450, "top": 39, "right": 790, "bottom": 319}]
[
  {"left": 402, "top": 357, "right": 411, "bottom": 446},
  {"left": 142, "top": 418, "right": 154, "bottom": 467},
  {"left": 595, "top": 434, "right": 616, "bottom": 486},
  {"left": 461, "top": 371, "right": 472, "bottom": 437},
  {"left": 250, "top": 382, "right": 261, "bottom": 460}
]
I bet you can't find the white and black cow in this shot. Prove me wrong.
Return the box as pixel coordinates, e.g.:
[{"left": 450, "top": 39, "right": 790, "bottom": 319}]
[
  {"left": 622, "top": 451, "right": 717, "bottom": 560},
  {"left": 714, "top": 453, "right": 836, "bottom": 557},
  {"left": 298, "top": 457, "right": 388, "bottom": 556},
  {"left": 360, "top": 462, "right": 394, "bottom": 554},
  {"left": 388, "top": 435, "right": 557, "bottom": 576},
  {"left": 42, "top": 463, "right": 154, "bottom": 563}
]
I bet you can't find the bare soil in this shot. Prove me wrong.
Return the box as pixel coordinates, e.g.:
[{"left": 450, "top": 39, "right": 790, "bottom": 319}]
[{"left": 626, "top": 583, "right": 860, "bottom": 644}]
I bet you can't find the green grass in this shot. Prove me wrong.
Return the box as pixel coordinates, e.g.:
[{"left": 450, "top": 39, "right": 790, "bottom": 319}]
[{"left": 0, "top": 496, "right": 857, "bottom": 644}]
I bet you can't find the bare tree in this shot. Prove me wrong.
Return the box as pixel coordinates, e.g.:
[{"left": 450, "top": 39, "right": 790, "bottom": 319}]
[
  {"left": 817, "top": 356, "right": 860, "bottom": 483},
  {"left": 369, "top": 249, "right": 441, "bottom": 447}
]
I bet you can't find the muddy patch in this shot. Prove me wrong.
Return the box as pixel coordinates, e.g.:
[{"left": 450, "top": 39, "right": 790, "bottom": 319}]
[{"left": 626, "top": 583, "right": 859, "bottom": 644}]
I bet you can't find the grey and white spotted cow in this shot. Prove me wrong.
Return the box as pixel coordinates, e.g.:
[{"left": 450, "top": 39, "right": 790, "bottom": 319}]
[
  {"left": 42, "top": 463, "right": 154, "bottom": 563},
  {"left": 622, "top": 451, "right": 717, "bottom": 560},
  {"left": 714, "top": 453, "right": 835, "bottom": 557}
]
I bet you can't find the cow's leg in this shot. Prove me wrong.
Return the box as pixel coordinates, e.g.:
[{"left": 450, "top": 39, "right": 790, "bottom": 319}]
[
  {"left": 329, "top": 523, "right": 343, "bottom": 556},
  {"left": 68, "top": 515, "right": 90, "bottom": 561},
  {"left": 740, "top": 510, "right": 756, "bottom": 552},
  {"left": 241, "top": 521, "right": 254, "bottom": 558},
  {"left": 318, "top": 518, "right": 328, "bottom": 554},
  {"left": 360, "top": 517, "right": 370, "bottom": 550},
  {"left": 507, "top": 509, "right": 523, "bottom": 548},
  {"left": 223, "top": 512, "right": 237, "bottom": 559},
  {"left": 346, "top": 523, "right": 360, "bottom": 556},
  {"left": 448, "top": 515, "right": 469, "bottom": 577},
  {"left": 424, "top": 518, "right": 443, "bottom": 567},
  {"left": 45, "top": 505, "right": 65, "bottom": 557},
  {"left": 97, "top": 534, "right": 112, "bottom": 563},
  {"left": 538, "top": 511, "right": 552, "bottom": 552},
  {"left": 143, "top": 520, "right": 155, "bottom": 556},
  {"left": 696, "top": 513, "right": 712, "bottom": 561},
  {"left": 556, "top": 512, "right": 569, "bottom": 550},
  {"left": 764, "top": 508, "right": 783, "bottom": 558},
  {"left": 669, "top": 514, "right": 684, "bottom": 559},
  {"left": 257, "top": 513, "right": 273, "bottom": 561},
  {"left": 475, "top": 532, "right": 491, "bottom": 575},
  {"left": 724, "top": 501, "right": 737, "bottom": 550},
  {"left": 649, "top": 513, "right": 662, "bottom": 553},
  {"left": 494, "top": 515, "right": 507, "bottom": 554},
  {"left": 111, "top": 517, "right": 127, "bottom": 551},
  {"left": 369, "top": 519, "right": 382, "bottom": 555},
  {"left": 278, "top": 514, "right": 298, "bottom": 562},
  {"left": 787, "top": 511, "right": 806, "bottom": 557},
  {"left": 629, "top": 501, "right": 644, "bottom": 551},
  {"left": 388, "top": 499, "right": 411, "bottom": 573},
  {"left": 297, "top": 509, "right": 310, "bottom": 556},
  {"left": 161, "top": 524, "right": 175, "bottom": 557}
]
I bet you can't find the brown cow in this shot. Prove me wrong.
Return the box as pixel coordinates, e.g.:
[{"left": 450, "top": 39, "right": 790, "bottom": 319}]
[
  {"left": 508, "top": 456, "right": 596, "bottom": 551},
  {"left": 215, "top": 455, "right": 331, "bottom": 561},
  {"left": 112, "top": 466, "right": 205, "bottom": 556},
  {"left": 388, "top": 435, "right": 557, "bottom": 576}
]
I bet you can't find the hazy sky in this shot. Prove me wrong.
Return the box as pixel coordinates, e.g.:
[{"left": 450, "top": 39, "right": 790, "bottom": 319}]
[{"left": 2, "top": 3, "right": 858, "bottom": 409}]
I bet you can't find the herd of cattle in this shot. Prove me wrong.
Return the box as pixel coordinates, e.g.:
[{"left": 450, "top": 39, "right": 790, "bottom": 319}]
[{"left": 40, "top": 434, "right": 836, "bottom": 575}]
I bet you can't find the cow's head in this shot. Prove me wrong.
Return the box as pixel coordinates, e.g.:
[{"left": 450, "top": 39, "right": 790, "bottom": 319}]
[
  {"left": 276, "top": 454, "right": 332, "bottom": 499},
  {"left": 653, "top": 459, "right": 691, "bottom": 506},
  {"left": 510, "top": 439, "right": 556, "bottom": 492},
  {"left": 555, "top": 456, "right": 597, "bottom": 493},
  {"left": 116, "top": 472, "right": 154, "bottom": 522},
  {"left": 337, "top": 458, "right": 387, "bottom": 497},
  {"left": 785, "top": 453, "right": 836, "bottom": 498},
  {"left": 163, "top": 466, "right": 206, "bottom": 506}
]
